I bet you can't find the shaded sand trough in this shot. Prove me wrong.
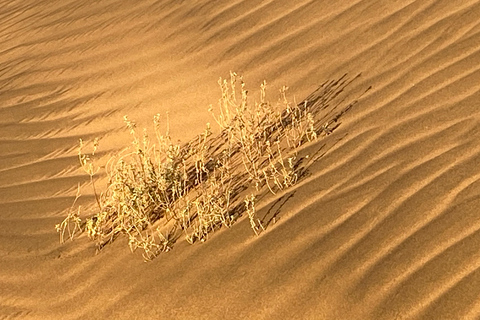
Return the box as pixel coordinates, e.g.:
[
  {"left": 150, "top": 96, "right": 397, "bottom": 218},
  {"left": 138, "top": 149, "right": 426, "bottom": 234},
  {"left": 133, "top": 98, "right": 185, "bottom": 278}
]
[{"left": 2, "top": 0, "right": 480, "bottom": 319}]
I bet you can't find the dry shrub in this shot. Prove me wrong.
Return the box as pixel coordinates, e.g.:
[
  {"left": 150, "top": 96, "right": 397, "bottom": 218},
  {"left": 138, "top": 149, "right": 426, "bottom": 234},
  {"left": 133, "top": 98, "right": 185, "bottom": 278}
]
[{"left": 57, "top": 72, "right": 366, "bottom": 260}]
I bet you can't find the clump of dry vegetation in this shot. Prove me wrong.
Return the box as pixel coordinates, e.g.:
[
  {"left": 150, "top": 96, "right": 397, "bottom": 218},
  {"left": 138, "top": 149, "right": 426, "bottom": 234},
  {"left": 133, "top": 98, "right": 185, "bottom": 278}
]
[{"left": 56, "top": 72, "right": 365, "bottom": 261}]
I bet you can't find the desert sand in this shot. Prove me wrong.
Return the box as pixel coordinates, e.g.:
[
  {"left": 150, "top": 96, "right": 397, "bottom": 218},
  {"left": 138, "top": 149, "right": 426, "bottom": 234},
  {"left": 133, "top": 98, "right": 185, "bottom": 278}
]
[{"left": 2, "top": 0, "right": 480, "bottom": 319}]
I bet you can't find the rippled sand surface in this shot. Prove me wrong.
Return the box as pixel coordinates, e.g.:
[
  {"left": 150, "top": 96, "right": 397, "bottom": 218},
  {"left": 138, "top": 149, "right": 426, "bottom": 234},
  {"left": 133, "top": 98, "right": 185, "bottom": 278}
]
[{"left": 2, "top": 1, "right": 480, "bottom": 319}]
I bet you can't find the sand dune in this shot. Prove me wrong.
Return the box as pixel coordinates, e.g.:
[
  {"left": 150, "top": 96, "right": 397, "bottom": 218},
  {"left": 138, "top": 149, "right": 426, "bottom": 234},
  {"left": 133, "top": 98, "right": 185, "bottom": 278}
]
[{"left": 2, "top": 0, "right": 480, "bottom": 319}]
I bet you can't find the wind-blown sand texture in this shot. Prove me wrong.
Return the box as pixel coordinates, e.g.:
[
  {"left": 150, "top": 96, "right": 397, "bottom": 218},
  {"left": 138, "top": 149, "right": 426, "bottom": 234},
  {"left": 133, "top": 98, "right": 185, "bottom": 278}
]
[{"left": 2, "top": 1, "right": 480, "bottom": 319}]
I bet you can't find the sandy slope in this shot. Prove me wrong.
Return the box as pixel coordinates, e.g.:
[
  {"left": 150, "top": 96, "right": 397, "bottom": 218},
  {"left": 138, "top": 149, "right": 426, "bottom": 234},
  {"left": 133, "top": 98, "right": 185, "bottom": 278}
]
[{"left": 2, "top": 0, "right": 480, "bottom": 319}]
